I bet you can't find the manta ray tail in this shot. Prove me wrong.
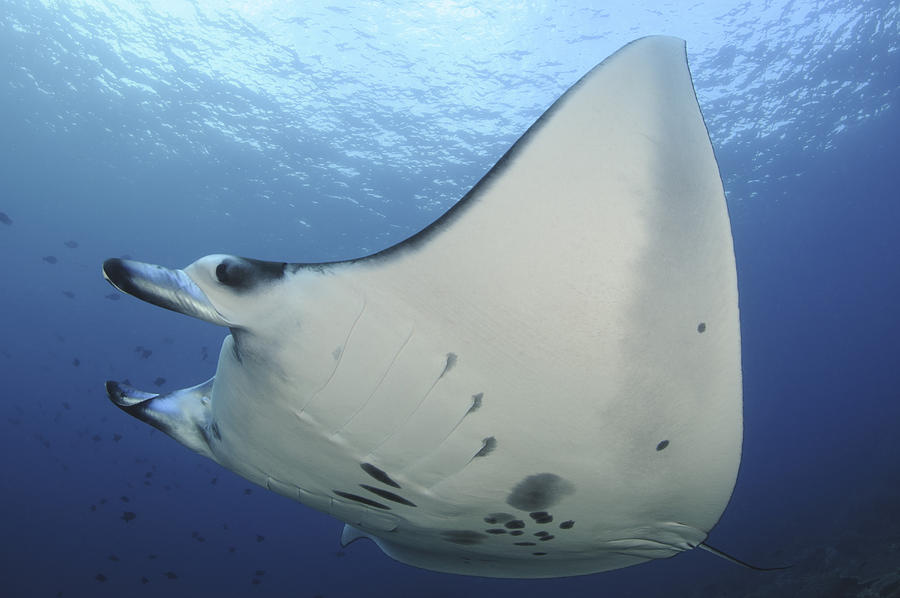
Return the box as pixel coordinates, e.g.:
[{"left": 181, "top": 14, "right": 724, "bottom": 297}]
[{"left": 698, "top": 542, "right": 791, "bottom": 571}]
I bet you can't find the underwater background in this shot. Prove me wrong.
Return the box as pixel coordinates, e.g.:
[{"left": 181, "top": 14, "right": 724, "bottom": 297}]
[{"left": 1, "top": 1, "right": 898, "bottom": 596}]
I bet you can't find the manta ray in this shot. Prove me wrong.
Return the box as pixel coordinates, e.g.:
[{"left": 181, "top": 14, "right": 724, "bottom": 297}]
[{"left": 102, "top": 36, "right": 742, "bottom": 578}]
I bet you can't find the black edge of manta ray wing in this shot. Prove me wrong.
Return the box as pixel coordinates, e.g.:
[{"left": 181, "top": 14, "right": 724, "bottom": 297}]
[
  {"left": 280, "top": 36, "right": 667, "bottom": 270},
  {"left": 347, "top": 36, "right": 665, "bottom": 263}
]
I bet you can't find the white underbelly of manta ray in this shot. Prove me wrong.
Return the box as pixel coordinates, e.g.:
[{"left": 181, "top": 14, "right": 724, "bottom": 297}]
[{"left": 102, "top": 36, "right": 741, "bottom": 579}]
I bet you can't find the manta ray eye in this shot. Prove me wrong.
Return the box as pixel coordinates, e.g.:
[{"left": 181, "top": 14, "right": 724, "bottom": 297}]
[
  {"left": 215, "top": 261, "right": 240, "bottom": 286},
  {"left": 214, "top": 257, "right": 285, "bottom": 290}
]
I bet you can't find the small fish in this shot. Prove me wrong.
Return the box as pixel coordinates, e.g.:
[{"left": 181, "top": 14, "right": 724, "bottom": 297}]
[
  {"left": 0, "top": 212, "right": 12, "bottom": 225},
  {"left": 95, "top": 573, "right": 107, "bottom": 583},
  {"left": 165, "top": 571, "right": 178, "bottom": 580},
  {"left": 64, "top": 240, "right": 79, "bottom": 248},
  {"left": 62, "top": 291, "right": 75, "bottom": 299},
  {"left": 153, "top": 377, "right": 165, "bottom": 387},
  {"left": 121, "top": 511, "right": 136, "bottom": 522},
  {"left": 72, "top": 358, "right": 80, "bottom": 367},
  {"left": 43, "top": 255, "right": 58, "bottom": 264},
  {"left": 104, "top": 293, "right": 121, "bottom": 301}
]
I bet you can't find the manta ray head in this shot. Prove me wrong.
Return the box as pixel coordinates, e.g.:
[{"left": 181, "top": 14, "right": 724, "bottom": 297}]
[
  {"left": 102, "top": 255, "right": 290, "bottom": 330},
  {"left": 101, "top": 255, "right": 304, "bottom": 458}
]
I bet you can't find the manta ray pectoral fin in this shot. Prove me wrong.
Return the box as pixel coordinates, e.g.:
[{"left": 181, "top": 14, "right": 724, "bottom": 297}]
[
  {"left": 106, "top": 378, "right": 216, "bottom": 459},
  {"left": 103, "top": 258, "right": 231, "bottom": 326}
]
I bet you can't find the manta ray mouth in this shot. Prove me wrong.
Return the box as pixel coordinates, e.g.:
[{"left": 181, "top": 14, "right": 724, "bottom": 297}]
[{"left": 103, "top": 258, "right": 229, "bottom": 325}]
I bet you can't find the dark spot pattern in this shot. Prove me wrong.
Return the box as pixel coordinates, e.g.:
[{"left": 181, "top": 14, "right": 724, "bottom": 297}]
[
  {"left": 504, "top": 519, "right": 525, "bottom": 529},
  {"left": 697, "top": 322, "right": 707, "bottom": 333},
  {"left": 485, "top": 528, "right": 507, "bottom": 535},
  {"left": 534, "top": 531, "right": 549, "bottom": 537},
  {"left": 333, "top": 490, "right": 391, "bottom": 510},
  {"left": 484, "top": 512, "right": 514, "bottom": 525},
  {"left": 474, "top": 436, "right": 496, "bottom": 458},
  {"left": 532, "top": 552, "right": 547, "bottom": 556},
  {"left": 506, "top": 473, "right": 575, "bottom": 511},
  {"left": 360, "top": 463, "right": 401, "bottom": 488},
  {"left": 656, "top": 440, "right": 670, "bottom": 451},
  {"left": 529, "top": 511, "right": 553, "bottom": 524},
  {"left": 509, "top": 530, "right": 524, "bottom": 536},
  {"left": 514, "top": 542, "right": 536, "bottom": 546},
  {"left": 559, "top": 520, "right": 575, "bottom": 529},
  {"left": 441, "top": 530, "right": 486, "bottom": 545},
  {"left": 359, "top": 484, "right": 416, "bottom": 507},
  {"left": 539, "top": 535, "right": 555, "bottom": 541}
]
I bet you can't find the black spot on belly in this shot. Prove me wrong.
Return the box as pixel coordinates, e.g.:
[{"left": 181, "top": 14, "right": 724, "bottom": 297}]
[
  {"left": 504, "top": 519, "right": 525, "bottom": 529},
  {"left": 484, "top": 512, "right": 514, "bottom": 525},
  {"left": 474, "top": 436, "right": 496, "bottom": 458},
  {"left": 360, "top": 463, "right": 401, "bottom": 488},
  {"left": 534, "top": 531, "right": 549, "bottom": 537},
  {"left": 514, "top": 542, "right": 536, "bottom": 546},
  {"left": 506, "top": 473, "right": 575, "bottom": 511},
  {"left": 697, "top": 322, "right": 707, "bottom": 333},
  {"left": 359, "top": 484, "right": 416, "bottom": 507},
  {"left": 485, "top": 528, "right": 507, "bottom": 535},
  {"left": 532, "top": 552, "right": 547, "bottom": 556},
  {"left": 539, "top": 535, "right": 555, "bottom": 541},
  {"left": 333, "top": 490, "right": 391, "bottom": 510},
  {"left": 656, "top": 440, "right": 670, "bottom": 451},
  {"left": 529, "top": 511, "right": 553, "bottom": 524},
  {"left": 509, "top": 530, "right": 524, "bottom": 536},
  {"left": 441, "top": 530, "right": 486, "bottom": 545},
  {"left": 559, "top": 520, "right": 575, "bottom": 529}
]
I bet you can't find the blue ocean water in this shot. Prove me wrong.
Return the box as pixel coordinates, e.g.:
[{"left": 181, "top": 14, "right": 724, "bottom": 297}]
[{"left": 1, "top": 0, "right": 898, "bottom": 596}]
